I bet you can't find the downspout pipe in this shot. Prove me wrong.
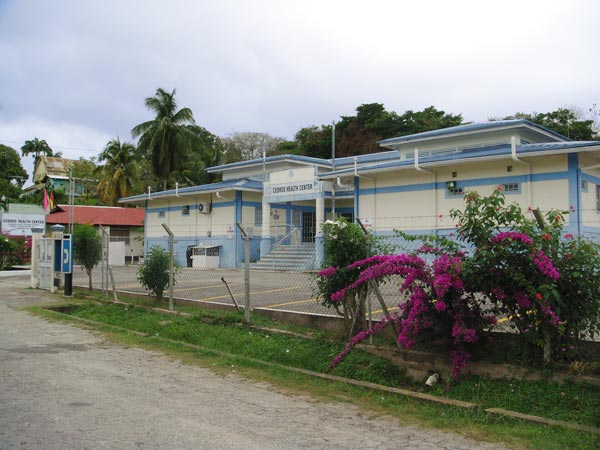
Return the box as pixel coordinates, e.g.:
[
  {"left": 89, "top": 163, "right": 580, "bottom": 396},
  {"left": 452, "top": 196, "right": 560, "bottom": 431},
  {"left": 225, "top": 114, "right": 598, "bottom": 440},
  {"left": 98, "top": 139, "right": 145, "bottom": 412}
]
[
  {"left": 414, "top": 149, "right": 438, "bottom": 232},
  {"left": 511, "top": 136, "right": 532, "bottom": 208}
]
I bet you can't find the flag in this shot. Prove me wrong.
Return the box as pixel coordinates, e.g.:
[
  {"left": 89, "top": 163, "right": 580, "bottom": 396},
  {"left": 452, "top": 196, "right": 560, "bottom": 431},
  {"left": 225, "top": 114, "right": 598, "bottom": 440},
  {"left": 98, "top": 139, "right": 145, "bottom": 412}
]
[
  {"left": 49, "top": 191, "right": 55, "bottom": 210},
  {"left": 43, "top": 188, "right": 49, "bottom": 212}
]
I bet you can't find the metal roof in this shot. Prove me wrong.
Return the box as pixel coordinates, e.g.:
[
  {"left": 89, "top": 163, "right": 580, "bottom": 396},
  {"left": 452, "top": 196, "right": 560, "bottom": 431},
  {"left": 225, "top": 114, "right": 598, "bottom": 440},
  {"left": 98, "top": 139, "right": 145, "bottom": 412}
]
[
  {"left": 320, "top": 141, "right": 600, "bottom": 178},
  {"left": 377, "top": 119, "right": 571, "bottom": 147},
  {"left": 47, "top": 205, "right": 145, "bottom": 227},
  {"left": 206, "top": 154, "right": 332, "bottom": 173},
  {"left": 119, "top": 178, "right": 263, "bottom": 204}
]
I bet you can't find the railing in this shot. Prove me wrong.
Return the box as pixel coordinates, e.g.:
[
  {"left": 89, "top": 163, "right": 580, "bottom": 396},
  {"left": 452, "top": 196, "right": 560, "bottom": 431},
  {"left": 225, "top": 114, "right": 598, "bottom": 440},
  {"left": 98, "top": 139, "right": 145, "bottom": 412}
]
[{"left": 273, "top": 227, "right": 301, "bottom": 247}]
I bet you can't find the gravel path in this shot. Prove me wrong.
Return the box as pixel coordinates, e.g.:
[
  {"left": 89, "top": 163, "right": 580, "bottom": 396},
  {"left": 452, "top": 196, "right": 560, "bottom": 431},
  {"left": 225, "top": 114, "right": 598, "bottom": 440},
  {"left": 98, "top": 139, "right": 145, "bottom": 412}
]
[{"left": 0, "top": 275, "right": 510, "bottom": 450}]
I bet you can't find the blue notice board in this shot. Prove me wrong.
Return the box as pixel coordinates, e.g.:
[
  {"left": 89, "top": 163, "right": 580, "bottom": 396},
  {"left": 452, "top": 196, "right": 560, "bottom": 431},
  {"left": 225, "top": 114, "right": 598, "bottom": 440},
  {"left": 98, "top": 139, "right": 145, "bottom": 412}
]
[{"left": 61, "top": 236, "right": 72, "bottom": 273}]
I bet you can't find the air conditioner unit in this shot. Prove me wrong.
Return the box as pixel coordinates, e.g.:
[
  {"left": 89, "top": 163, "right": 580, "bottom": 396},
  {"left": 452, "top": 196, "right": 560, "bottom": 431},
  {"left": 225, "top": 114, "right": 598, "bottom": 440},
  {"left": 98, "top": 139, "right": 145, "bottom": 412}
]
[{"left": 197, "top": 202, "right": 212, "bottom": 214}]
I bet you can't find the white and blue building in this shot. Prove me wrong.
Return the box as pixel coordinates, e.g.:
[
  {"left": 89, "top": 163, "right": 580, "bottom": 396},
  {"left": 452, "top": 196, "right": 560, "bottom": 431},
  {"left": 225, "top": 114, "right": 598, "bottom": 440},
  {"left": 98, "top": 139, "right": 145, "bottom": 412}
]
[{"left": 120, "top": 119, "right": 600, "bottom": 269}]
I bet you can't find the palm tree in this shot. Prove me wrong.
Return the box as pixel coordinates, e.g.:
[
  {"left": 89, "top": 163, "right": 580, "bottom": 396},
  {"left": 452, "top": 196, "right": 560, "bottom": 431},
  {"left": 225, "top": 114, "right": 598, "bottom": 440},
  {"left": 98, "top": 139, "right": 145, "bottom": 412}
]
[
  {"left": 21, "top": 138, "right": 54, "bottom": 169},
  {"left": 96, "top": 138, "right": 140, "bottom": 205},
  {"left": 131, "top": 88, "right": 196, "bottom": 190}
]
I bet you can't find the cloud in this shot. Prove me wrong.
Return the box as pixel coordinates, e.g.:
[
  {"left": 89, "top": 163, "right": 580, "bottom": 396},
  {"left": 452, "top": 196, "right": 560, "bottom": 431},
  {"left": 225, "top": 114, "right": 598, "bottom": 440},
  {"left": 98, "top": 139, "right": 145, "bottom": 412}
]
[{"left": 0, "top": 0, "right": 598, "bottom": 179}]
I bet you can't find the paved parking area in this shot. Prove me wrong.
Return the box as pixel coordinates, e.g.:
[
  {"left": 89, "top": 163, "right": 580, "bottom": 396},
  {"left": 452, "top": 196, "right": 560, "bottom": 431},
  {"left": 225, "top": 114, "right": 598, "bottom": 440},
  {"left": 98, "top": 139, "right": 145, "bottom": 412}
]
[{"left": 72, "top": 266, "right": 402, "bottom": 319}]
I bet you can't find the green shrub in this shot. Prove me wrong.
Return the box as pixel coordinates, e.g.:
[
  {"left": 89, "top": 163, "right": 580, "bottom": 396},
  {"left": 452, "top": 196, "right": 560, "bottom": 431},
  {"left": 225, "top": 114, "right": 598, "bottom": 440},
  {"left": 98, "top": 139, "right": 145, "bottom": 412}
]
[
  {"left": 137, "top": 246, "right": 176, "bottom": 301},
  {"left": 73, "top": 224, "right": 102, "bottom": 290}
]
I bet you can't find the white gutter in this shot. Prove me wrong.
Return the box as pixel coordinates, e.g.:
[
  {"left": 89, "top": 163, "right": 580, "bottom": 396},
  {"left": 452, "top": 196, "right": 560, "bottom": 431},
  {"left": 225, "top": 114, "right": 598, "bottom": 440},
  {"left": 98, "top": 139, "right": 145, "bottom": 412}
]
[
  {"left": 354, "top": 157, "right": 374, "bottom": 179},
  {"left": 215, "top": 191, "right": 234, "bottom": 201},
  {"left": 415, "top": 149, "right": 438, "bottom": 230},
  {"left": 175, "top": 182, "right": 179, "bottom": 197},
  {"left": 511, "top": 136, "right": 533, "bottom": 209},
  {"left": 147, "top": 186, "right": 152, "bottom": 200}
]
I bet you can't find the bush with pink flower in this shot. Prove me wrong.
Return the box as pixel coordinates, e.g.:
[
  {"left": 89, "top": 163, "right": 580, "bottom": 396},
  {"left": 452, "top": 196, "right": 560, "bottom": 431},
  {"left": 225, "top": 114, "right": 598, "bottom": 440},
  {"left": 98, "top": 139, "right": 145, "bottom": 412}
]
[{"left": 319, "top": 189, "right": 600, "bottom": 380}]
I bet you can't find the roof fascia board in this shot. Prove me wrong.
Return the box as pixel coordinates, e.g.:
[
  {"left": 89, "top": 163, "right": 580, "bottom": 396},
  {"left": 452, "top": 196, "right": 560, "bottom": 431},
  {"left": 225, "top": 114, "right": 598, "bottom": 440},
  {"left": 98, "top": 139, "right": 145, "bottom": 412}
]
[{"left": 321, "top": 144, "right": 600, "bottom": 179}]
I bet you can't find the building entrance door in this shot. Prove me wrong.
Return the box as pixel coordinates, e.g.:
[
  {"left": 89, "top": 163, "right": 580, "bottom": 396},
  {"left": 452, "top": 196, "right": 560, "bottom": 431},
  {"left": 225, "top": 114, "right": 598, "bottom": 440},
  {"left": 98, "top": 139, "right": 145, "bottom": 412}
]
[{"left": 302, "top": 211, "right": 316, "bottom": 243}]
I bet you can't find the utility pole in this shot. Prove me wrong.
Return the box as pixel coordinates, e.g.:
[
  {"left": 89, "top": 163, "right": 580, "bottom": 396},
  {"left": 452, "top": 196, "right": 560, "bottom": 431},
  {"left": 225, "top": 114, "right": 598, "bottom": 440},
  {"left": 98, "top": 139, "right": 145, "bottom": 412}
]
[{"left": 331, "top": 121, "right": 336, "bottom": 218}]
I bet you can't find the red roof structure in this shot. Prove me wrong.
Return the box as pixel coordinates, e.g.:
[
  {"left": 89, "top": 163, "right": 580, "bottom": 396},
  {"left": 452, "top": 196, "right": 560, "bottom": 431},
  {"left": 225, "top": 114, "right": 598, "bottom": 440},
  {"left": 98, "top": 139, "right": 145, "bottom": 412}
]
[{"left": 46, "top": 205, "right": 145, "bottom": 227}]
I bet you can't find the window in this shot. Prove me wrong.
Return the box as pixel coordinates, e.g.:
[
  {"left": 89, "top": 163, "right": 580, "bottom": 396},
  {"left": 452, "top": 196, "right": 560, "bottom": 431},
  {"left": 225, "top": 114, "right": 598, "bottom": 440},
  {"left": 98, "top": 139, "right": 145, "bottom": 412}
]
[
  {"left": 158, "top": 211, "right": 165, "bottom": 218},
  {"left": 447, "top": 186, "right": 464, "bottom": 197},
  {"left": 110, "top": 228, "right": 130, "bottom": 245},
  {"left": 255, "top": 207, "right": 262, "bottom": 226},
  {"left": 182, "top": 205, "right": 190, "bottom": 216},
  {"left": 581, "top": 180, "right": 588, "bottom": 192},
  {"left": 502, "top": 183, "right": 519, "bottom": 193},
  {"left": 596, "top": 185, "right": 600, "bottom": 211}
]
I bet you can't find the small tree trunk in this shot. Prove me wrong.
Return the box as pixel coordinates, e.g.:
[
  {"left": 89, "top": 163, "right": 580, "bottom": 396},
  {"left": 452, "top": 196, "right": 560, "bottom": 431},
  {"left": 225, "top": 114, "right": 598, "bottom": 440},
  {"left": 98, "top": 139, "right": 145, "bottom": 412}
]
[{"left": 543, "top": 328, "right": 551, "bottom": 363}]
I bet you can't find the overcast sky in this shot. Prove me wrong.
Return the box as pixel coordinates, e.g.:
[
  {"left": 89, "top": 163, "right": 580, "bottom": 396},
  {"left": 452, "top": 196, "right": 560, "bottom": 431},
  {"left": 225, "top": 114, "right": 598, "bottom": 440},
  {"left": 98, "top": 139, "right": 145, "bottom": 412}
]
[{"left": 1, "top": 0, "right": 599, "bottom": 183}]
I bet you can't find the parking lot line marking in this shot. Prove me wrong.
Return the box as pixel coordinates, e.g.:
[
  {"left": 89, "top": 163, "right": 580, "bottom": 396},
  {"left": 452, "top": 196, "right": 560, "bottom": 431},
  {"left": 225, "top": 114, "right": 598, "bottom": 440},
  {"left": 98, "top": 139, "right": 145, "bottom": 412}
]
[
  {"left": 263, "top": 298, "right": 316, "bottom": 309},
  {"left": 189, "top": 286, "right": 304, "bottom": 302},
  {"left": 174, "top": 282, "right": 241, "bottom": 293},
  {"left": 371, "top": 306, "right": 399, "bottom": 315}
]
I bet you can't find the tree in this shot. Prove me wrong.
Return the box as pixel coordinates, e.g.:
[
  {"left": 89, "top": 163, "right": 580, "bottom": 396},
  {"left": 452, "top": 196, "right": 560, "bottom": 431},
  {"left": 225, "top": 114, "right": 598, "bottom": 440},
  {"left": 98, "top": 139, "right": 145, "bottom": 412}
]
[
  {"left": 292, "top": 104, "right": 463, "bottom": 159},
  {"left": 20, "top": 138, "right": 54, "bottom": 171},
  {"left": 498, "top": 107, "right": 597, "bottom": 141},
  {"left": 294, "top": 125, "right": 332, "bottom": 159},
  {"left": 96, "top": 139, "right": 140, "bottom": 205},
  {"left": 73, "top": 224, "right": 102, "bottom": 291},
  {"left": 173, "top": 125, "right": 223, "bottom": 186},
  {"left": 0, "top": 144, "right": 28, "bottom": 202},
  {"left": 131, "top": 88, "right": 196, "bottom": 190},
  {"left": 221, "top": 132, "right": 285, "bottom": 163}
]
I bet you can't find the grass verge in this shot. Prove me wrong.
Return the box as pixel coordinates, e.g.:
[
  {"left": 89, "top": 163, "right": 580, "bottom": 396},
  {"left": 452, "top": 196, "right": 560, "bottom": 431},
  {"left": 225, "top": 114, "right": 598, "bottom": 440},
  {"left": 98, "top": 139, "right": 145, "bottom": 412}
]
[{"left": 28, "top": 294, "right": 600, "bottom": 450}]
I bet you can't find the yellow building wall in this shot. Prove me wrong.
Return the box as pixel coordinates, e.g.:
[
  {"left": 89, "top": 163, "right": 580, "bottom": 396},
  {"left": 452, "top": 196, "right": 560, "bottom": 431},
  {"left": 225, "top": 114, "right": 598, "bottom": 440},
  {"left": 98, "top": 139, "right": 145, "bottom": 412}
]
[{"left": 358, "top": 156, "right": 572, "bottom": 233}]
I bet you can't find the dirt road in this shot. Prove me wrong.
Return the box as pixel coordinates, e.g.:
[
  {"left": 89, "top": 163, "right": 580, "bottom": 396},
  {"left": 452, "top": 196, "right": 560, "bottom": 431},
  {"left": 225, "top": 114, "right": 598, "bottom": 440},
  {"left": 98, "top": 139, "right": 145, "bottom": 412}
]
[{"left": 0, "top": 275, "right": 508, "bottom": 450}]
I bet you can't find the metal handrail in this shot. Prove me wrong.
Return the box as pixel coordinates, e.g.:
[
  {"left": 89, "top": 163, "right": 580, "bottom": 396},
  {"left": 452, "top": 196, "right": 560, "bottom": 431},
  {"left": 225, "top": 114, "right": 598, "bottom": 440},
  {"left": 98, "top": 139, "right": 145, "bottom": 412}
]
[{"left": 273, "top": 227, "right": 300, "bottom": 247}]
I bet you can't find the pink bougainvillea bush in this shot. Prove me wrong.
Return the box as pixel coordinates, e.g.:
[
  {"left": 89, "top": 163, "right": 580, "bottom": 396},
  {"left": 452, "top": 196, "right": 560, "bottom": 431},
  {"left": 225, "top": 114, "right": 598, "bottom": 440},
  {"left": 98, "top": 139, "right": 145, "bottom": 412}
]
[
  {"left": 319, "top": 189, "right": 600, "bottom": 380},
  {"left": 452, "top": 189, "right": 600, "bottom": 361},
  {"left": 322, "top": 250, "right": 492, "bottom": 378}
]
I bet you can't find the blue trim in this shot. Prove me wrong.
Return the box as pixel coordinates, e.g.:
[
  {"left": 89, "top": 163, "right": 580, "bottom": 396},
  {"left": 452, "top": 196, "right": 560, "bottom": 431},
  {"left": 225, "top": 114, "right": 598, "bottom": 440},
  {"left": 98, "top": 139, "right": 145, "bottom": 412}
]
[
  {"left": 359, "top": 172, "right": 568, "bottom": 196},
  {"left": 354, "top": 176, "right": 360, "bottom": 218},
  {"left": 235, "top": 191, "right": 242, "bottom": 267},
  {"left": 568, "top": 154, "right": 580, "bottom": 234},
  {"left": 120, "top": 178, "right": 263, "bottom": 203},
  {"left": 324, "top": 142, "right": 600, "bottom": 179},
  {"left": 580, "top": 172, "right": 600, "bottom": 185}
]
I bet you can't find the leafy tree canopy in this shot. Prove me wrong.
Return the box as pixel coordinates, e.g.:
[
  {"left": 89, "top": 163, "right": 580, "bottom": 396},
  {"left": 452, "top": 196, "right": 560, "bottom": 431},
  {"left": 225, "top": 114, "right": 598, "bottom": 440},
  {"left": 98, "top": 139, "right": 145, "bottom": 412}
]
[
  {"left": 291, "top": 104, "right": 463, "bottom": 159},
  {"left": 172, "top": 125, "right": 223, "bottom": 186},
  {"left": 497, "top": 107, "right": 598, "bottom": 141},
  {"left": 96, "top": 139, "right": 139, "bottom": 205},
  {"left": 0, "top": 144, "right": 28, "bottom": 201},
  {"left": 131, "top": 88, "right": 196, "bottom": 190},
  {"left": 20, "top": 137, "right": 55, "bottom": 167},
  {"left": 221, "top": 132, "right": 285, "bottom": 163}
]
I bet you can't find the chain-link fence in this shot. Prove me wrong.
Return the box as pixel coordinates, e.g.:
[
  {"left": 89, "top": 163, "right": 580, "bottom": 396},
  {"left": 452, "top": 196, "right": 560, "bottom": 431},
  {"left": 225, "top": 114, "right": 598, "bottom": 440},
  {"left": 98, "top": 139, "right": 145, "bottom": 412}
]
[
  {"left": 71, "top": 218, "right": 600, "bottom": 329},
  {"left": 70, "top": 224, "right": 438, "bottom": 322}
]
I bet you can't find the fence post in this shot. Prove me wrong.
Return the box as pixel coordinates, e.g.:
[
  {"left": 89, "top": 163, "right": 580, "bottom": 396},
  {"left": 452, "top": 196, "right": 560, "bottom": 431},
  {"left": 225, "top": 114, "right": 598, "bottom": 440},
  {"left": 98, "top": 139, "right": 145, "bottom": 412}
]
[
  {"left": 98, "top": 225, "right": 110, "bottom": 299},
  {"left": 161, "top": 223, "right": 175, "bottom": 311},
  {"left": 236, "top": 223, "right": 251, "bottom": 324}
]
